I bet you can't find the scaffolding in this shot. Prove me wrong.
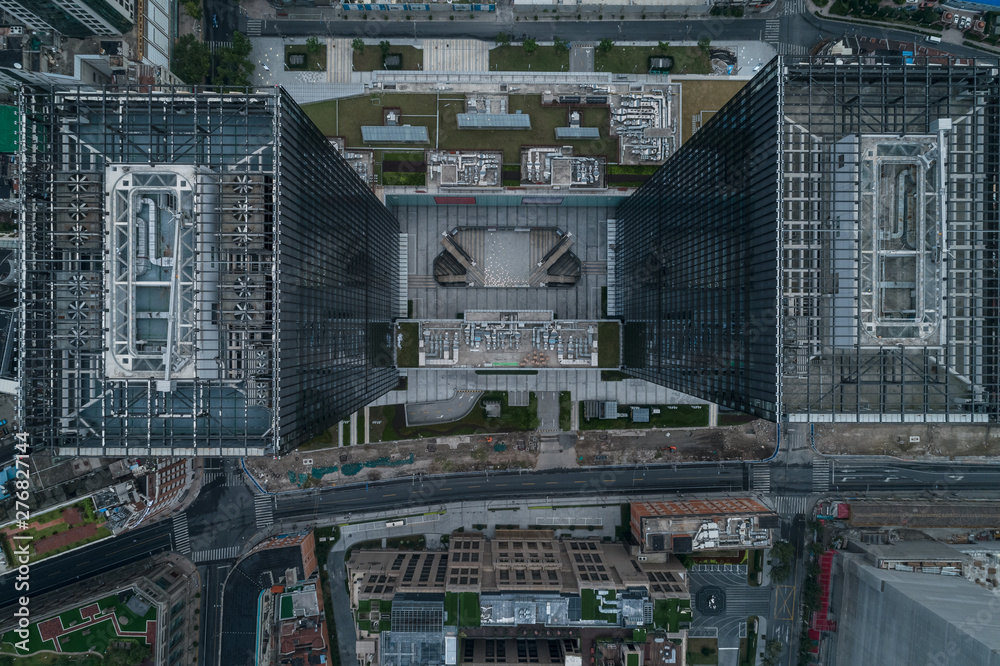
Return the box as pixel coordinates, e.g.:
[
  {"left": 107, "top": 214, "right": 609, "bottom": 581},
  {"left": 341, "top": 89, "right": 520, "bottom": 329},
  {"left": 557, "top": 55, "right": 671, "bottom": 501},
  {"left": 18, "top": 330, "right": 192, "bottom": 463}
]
[{"left": 18, "top": 85, "right": 399, "bottom": 455}]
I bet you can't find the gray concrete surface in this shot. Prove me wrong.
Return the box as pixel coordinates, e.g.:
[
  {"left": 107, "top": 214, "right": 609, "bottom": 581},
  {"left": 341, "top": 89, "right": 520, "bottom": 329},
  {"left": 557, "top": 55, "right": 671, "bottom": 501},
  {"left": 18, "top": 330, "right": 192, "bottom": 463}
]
[
  {"left": 399, "top": 204, "right": 608, "bottom": 321},
  {"left": 372, "top": 369, "right": 707, "bottom": 405},
  {"left": 536, "top": 391, "right": 560, "bottom": 432},
  {"left": 405, "top": 390, "right": 483, "bottom": 426}
]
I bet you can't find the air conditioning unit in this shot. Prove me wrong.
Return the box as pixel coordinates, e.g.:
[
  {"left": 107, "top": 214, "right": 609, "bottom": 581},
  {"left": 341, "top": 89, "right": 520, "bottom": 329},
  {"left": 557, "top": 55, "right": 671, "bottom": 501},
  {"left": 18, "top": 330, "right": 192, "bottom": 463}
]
[{"left": 637, "top": 555, "right": 647, "bottom": 562}]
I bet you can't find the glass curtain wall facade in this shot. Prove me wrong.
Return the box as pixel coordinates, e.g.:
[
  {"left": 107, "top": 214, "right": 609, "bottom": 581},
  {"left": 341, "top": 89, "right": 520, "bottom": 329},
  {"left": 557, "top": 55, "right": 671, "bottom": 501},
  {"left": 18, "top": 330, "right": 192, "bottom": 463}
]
[
  {"left": 615, "top": 60, "right": 781, "bottom": 420},
  {"left": 18, "top": 85, "right": 398, "bottom": 456},
  {"left": 616, "top": 56, "right": 1000, "bottom": 423}
]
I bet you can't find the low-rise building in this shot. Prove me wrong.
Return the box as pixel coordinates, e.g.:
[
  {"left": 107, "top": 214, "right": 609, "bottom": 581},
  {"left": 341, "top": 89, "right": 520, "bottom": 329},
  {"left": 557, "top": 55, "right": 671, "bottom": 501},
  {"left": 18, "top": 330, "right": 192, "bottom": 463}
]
[{"left": 630, "top": 499, "right": 777, "bottom": 558}]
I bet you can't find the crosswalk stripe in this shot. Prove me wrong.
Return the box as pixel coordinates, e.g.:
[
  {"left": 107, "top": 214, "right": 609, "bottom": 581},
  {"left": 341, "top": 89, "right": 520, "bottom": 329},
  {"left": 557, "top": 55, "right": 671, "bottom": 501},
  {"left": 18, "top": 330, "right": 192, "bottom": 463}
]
[
  {"left": 812, "top": 460, "right": 831, "bottom": 492},
  {"left": 172, "top": 513, "right": 191, "bottom": 554},
  {"left": 764, "top": 19, "right": 781, "bottom": 41},
  {"left": 254, "top": 495, "right": 274, "bottom": 529},
  {"left": 246, "top": 19, "right": 262, "bottom": 36},
  {"left": 751, "top": 464, "right": 771, "bottom": 493},
  {"left": 773, "top": 495, "right": 814, "bottom": 516},
  {"left": 192, "top": 546, "right": 240, "bottom": 563}
]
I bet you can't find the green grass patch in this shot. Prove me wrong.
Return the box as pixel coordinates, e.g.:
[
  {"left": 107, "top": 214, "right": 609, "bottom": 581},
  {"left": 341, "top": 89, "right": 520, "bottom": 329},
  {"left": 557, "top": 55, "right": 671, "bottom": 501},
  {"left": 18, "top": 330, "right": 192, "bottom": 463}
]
[
  {"left": 386, "top": 535, "right": 425, "bottom": 550},
  {"left": 580, "top": 589, "right": 618, "bottom": 623},
  {"left": 627, "top": 653, "right": 640, "bottom": 666},
  {"left": 397, "top": 322, "right": 419, "bottom": 367},
  {"left": 559, "top": 391, "right": 572, "bottom": 431},
  {"left": 358, "top": 599, "right": 372, "bottom": 614},
  {"left": 445, "top": 592, "right": 458, "bottom": 626},
  {"left": 597, "top": 322, "right": 620, "bottom": 368},
  {"left": 580, "top": 404, "right": 708, "bottom": 430},
  {"left": 382, "top": 171, "right": 426, "bottom": 186},
  {"left": 632, "top": 628, "right": 647, "bottom": 643},
  {"left": 0, "top": 651, "right": 104, "bottom": 665},
  {"left": 475, "top": 369, "right": 538, "bottom": 375},
  {"left": 285, "top": 44, "right": 326, "bottom": 71},
  {"left": 679, "top": 79, "right": 748, "bottom": 144},
  {"left": 740, "top": 617, "right": 758, "bottom": 666},
  {"left": 653, "top": 598, "right": 692, "bottom": 632},
  {"left": 607, "top": 164, "right": 659, "bottom": 176},
  {"left": 300, "top": 425, "right": 338, "bottom": 451},
  {"left": 687, "top": 637, "right": 719, "bottom": 665},
  {"left": 373, "top": 391, "right": 539, "bottom": 442},
  {"left": 748, "top": 550, "right": 763, "bottom": 586},
  {"left": 458, "top": 592, "right": 481, "bottom": 627},
  {"left": 438, "top": 95, "right": 615, "bottom": 164},
  {"left": 489, "top": 45, "right": 569, "bottom": 72},
  {"left": 596, "top": 45, "right": 709, "bottom": 75},
  {"left": 302, "top": 93, "right": 438, "bottom": 149},
  {"left": 2, "top": 591, "right": 156, "bottom": 657},
  {"left": 353, "top": 45, "right": 422, "bottom": 72},
  {"left": 380, "top": 599, "right": 392, "bottom": 613}
]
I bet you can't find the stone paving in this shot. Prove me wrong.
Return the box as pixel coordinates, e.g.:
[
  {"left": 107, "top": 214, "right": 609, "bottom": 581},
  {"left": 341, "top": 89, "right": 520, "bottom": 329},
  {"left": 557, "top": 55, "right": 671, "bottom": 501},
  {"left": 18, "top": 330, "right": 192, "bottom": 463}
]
[{"left": 424, "top": 39, "right": 490, "bottom": 72}]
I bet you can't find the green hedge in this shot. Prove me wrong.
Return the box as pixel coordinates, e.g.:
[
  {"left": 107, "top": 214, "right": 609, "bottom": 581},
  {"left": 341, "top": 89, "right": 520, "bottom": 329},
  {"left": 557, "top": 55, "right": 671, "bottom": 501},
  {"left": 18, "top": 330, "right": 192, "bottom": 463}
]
[{"left": 382, "top": 171, "right": 426, "bottom": 186}]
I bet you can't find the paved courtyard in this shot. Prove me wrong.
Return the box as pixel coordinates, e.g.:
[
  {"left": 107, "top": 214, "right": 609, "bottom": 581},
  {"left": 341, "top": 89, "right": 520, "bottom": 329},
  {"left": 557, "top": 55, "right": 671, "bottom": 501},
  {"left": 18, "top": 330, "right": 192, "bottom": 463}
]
[{"left": 398, "top": 204, "right": 610, "bottom": 321}]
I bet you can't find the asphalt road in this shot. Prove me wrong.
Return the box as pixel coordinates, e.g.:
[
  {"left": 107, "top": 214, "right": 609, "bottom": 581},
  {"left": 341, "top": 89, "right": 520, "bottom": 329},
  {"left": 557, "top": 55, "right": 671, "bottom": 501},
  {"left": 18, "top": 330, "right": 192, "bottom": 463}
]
[
  {"left": 242, "top": 9, "right": 990, "bottom": 60},
  {"left": 0, "top": 520, "right": 172, "bottom": 613},
  {"left": 274, "top": 464, "right": 750, "bottom": 520}
]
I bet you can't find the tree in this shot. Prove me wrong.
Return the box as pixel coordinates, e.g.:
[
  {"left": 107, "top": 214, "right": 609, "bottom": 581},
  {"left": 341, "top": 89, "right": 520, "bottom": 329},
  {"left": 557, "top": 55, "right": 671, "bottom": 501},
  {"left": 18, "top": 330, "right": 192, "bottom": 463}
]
[
  {"left": 554, "top": 37, "right": 569, "bottom": 53},
  {"left": 698, "top": 37, "right": 712, "bottom": 52},
  {"left": 658, "top": 40, "right": 670, "bottom": 52},
  {"left": 213, "top": 31, "right": 255, "bottom": 87},
  {"left": 771, "top": 539, "right": 795, "bottom": 563},
  {"left": 182, "top": 0, "right": 203, "bottom": 19},
  {"left": 306, "top": 36, "right": 322, "bottom": 54},
  {"left": 762, "top": 638, "right": 784, "bottom": 666},
  {"left": 598, "top": 38, "right": 614, "bottom": 53},
  {"left": 352, "top": 37, "right": 366, "bottom": 52},
  {"left": 171, "top": 34, "right": 211, "bottom": 84},
  {"left": 379, "top": 40, "right": 391, "bottom": 57},
  {"left": 496, "top": 31, "right": 511, "bottom": 46},
  {"left": 523, "top": 37, "right": 538, "bottom": 55},
  {"left": 769, "top": 562, "right": 792, "bottom": 583}
]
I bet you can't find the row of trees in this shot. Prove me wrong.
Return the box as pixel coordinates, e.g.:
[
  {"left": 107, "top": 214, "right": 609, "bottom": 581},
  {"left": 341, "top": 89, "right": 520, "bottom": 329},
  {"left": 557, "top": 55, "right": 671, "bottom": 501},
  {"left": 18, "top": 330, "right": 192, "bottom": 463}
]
[
  {"left": 171, "top": 31, "right": 255, "bottom": 86},
  {"left": 493, "top": 34, "right": 701, "bottom": 56}
]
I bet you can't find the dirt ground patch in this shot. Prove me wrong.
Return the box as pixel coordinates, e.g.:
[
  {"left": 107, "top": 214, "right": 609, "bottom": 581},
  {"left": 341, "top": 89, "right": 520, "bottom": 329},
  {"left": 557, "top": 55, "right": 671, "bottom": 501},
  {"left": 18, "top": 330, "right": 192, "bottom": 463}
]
[
  {"left": 247, "top": 435, "right": 539, "bottom": 492},
  {"left": 680, "top": 79, "right": 748, "bottom": 143},
  {"left": 814, "top": 423, "right": 1000, "bottom": 458},
  {"left": 575, "top": 420, "right": 776, "bottom": 465}
]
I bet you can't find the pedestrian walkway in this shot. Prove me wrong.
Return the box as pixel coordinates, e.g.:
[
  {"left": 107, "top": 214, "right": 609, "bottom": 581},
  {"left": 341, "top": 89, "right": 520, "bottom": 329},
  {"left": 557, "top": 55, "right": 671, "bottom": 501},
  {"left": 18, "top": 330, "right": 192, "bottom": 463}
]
[
  {"left": 254, "top": 494, "right": 274, "bottom": 529},
  {"left": 764, "top": 18, "right": 781, "bottom": 43},
  {"left": 537, "top": 391, "right": 560, "bottom": 433},
  {"left": 569, "top": 44, "right": 594, "bottom": 73},
  {"left": 751, "top": 464, "right": 771, "bottom": 493},
  {"left": 328, "top": 38, "right": 355, "bottom": 82},
  {"left": 773, "top": 495, "right": 814, "bottom": 517},
  {"left": 246, "top": 18, "right": 262, "bottom": 35},
  {"left": 172, "top": 513, "right": 191, "bottom": 555},
  {"left": 192, "top": 546, "right": 241, "bottom": 563},
  {"left": 423, "top": 39, "right": 489, "bottom": 72},
  {"left": 812, "top": 459, "right": 830, "bottom": 492},
  {"left": 203, "top": 470, "right": 245, "bottom": 487}
]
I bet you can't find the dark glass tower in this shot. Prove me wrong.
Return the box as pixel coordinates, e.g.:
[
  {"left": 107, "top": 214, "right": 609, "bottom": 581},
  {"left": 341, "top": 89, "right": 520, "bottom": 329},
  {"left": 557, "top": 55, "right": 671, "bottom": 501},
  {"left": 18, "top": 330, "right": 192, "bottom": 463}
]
[
  {"left": 616, "top": 56, "right": 1000, "bottom": 423},
  {"left": 18, "top": 86, "right": 398, "bottom": 455}
]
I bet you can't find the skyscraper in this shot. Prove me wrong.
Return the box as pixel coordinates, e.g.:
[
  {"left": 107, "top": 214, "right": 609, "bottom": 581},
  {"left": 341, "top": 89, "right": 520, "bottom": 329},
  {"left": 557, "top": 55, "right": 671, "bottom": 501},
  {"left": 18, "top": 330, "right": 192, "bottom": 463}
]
[
  {"left": 18, "top": 86, "right": 399, "bottom": 456},
  {"left": 616, "top": 56, "right": 1000, "bottom": 423},
  {"left": 0, "top": 0, "right": 133, "bottom": 37}
]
